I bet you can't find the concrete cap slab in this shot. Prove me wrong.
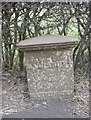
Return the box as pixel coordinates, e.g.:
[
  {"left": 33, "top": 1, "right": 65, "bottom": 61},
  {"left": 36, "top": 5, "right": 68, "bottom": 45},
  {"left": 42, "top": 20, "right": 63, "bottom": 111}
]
[{"left": 17, "top": 35, "right": 78, "bottom": 51}]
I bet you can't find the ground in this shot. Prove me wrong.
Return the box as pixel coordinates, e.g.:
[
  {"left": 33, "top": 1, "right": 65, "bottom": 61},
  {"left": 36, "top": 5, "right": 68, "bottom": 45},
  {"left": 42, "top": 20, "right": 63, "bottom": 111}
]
[{"left": 1, "top": 67, "right": 89, "bottom": 118}]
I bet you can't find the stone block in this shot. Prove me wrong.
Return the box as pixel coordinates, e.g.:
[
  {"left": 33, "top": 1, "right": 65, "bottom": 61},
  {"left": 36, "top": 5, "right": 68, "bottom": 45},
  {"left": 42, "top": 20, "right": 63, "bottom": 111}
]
[{"left": 17, "top": 35, "right": 78, "bottom": 100}]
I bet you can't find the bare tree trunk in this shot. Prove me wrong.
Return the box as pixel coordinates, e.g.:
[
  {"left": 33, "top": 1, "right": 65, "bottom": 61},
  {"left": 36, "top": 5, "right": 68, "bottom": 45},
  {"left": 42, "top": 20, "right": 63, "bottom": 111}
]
[
  {"left": 10, "top": 8, "right": 19, "bottom": 69},
  {"left": 88, "top": 1, "right": 91, "bottom": 118}
]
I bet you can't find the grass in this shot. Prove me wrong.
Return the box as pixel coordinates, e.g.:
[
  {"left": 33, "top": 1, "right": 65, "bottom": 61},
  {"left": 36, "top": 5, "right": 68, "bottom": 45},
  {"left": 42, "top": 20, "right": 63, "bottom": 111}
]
[{"left": 73, "top": 60, "right": 89, "bottom": 118}]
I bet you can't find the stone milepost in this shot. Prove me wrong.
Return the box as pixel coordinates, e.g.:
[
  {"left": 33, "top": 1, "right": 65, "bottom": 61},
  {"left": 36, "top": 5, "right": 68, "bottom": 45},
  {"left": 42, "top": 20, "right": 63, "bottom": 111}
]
[{"left": 17, "top": 35, "right": 78, "bottom": 101}]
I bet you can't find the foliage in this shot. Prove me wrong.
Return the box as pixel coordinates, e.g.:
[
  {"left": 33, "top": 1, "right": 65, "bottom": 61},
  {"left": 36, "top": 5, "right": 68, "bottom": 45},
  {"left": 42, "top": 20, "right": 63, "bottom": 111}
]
[{"left": 1, "top": 2, "right": 91, "bottom": 71}]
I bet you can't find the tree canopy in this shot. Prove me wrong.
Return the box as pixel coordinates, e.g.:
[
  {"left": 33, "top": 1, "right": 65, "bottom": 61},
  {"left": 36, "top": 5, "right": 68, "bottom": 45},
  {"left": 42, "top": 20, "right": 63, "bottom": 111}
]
[{"left": 2, "top": 2, "right": 91, "bottom": 71}]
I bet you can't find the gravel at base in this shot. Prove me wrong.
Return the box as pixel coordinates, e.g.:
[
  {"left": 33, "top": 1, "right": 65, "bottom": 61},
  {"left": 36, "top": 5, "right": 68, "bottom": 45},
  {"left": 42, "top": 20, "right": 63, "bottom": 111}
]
[
  {"left": 2, "top": 70, "right": 89, "bottom": 118},
  {"left": 3, "top": 100, "right": 78, "bottom": 118}
]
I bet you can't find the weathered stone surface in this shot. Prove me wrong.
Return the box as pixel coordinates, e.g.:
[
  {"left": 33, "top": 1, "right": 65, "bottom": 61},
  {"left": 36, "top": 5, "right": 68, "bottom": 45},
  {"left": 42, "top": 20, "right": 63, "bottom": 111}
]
[
  {"left": 25, "top": 49, "right": 74, "bottom": 100},
  {"left": 17, "top": 35, "right": 78, "bottom": 51},
  {"left": 17, "top": 35, "right": 78, "bottom": 100}
]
